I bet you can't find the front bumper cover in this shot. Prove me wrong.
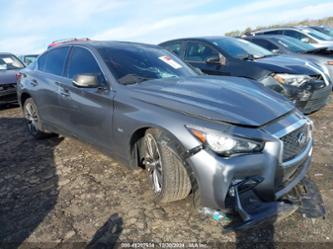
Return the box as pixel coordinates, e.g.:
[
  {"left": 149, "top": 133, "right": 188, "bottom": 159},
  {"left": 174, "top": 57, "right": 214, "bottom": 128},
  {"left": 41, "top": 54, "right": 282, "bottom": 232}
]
[
  {"left": 186, "top": 114, "right": 319, "bottom": 230},
  {"left": 0, "top": 84, "right": 17, "bottom": 104},
  {"left": 287, "top": 80, "right": 331, "bottom": 114},
  {"left": 223, "top": 176, "right": 325, "bottom": 233}
]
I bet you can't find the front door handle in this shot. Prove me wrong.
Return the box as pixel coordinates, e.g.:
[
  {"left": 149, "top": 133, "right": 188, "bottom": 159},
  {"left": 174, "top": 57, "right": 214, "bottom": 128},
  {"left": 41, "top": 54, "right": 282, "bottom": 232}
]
[
  {"left": 60, "top": 89, "right": 70, "bottom": 97},
  {"left": 58, "top": 87, "right": 70, "bottom": 98}
]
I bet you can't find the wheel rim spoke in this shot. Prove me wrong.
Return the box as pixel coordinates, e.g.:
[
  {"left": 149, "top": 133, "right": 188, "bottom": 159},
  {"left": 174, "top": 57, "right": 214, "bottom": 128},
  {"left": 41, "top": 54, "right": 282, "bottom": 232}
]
[
  {"left": 145, "top": 134, "right": 163, "bottom": 193},
  {"left": 153, "top": 169, "right": 161, "bottom": 192},
  {"left": 25, "top": 103, "right": 39, "bottom": 134}
]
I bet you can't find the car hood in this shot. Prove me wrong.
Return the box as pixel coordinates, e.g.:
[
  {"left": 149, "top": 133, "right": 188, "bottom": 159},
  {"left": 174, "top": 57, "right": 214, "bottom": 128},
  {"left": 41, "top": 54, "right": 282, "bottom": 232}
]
[
  {"left": 305, "top": 46, "right": 333, "bottom": 58},
  {"left": 313, "top": 41, "right": 333, "bottom": 48},
  {"left": 130, "top": 76, "right": 294, "bottom": 127},
  {"left": 253, "top": 55, "right": 318, "bottom": 75},
  {"left": 0, "top": 69, "right": 19, "bottom": 85}
]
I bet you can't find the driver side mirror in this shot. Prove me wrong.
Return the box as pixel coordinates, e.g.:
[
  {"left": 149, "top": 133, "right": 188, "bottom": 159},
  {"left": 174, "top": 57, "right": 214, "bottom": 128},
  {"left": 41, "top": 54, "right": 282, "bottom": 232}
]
[
  {"left": 271, "top": 49, "right": 280, "bottom": 54},
  {"left": 301, "top": 37, "right": 310, "bottom": 43},
  {"left": 206, "top": 56, "right": 220, "bottom": 64},
  {"left": 72, "top": 74, "right": 99, "bottom": 88},
  {"left": 0, "top": 64, "right": 8, "bottom": 70},
  {"left": 205, "top": 55, "right": 226, "bottom": 65}
]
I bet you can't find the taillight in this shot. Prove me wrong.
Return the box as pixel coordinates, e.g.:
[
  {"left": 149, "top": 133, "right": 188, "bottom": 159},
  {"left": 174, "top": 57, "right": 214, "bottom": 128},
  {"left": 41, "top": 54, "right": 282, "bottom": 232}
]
[{"left": 16, "top": 73, "right": 22, "bottom": 82}]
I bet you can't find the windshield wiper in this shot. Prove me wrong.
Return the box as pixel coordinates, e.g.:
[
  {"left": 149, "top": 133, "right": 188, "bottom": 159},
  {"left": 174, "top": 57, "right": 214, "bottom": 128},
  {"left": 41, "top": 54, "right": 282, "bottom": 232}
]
[
  {"left": 241, "top": 54, "right": 275, "bottom": 60},
  {"left": 118, "top": 74, "right": 154, "bottom": 85},
  {"left": 256, "top": 54, "right": 275, "bottom": 59}
]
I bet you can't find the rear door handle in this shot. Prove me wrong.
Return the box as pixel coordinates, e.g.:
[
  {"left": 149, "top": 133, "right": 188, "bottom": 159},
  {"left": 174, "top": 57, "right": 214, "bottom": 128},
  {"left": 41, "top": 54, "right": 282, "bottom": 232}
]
[{"left": 30, "top": 79, "right": 38, "bottom": 86}]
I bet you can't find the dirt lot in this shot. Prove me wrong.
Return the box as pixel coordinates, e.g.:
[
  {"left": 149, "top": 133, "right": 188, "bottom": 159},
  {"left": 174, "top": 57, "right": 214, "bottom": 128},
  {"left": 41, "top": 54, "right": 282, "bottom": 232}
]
[{"left": 0, "top": 98, "right": 333, "bottom": 248}]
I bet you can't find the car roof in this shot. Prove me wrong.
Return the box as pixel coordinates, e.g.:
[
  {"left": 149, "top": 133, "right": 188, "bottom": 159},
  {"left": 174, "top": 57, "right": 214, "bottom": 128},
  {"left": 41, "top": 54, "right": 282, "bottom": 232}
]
[
  {"left": 53, "top": 40, "right": 162, "bottom": 50},
  {"left": 255, "top": 26, "right": 319, "bottom": 34},
  {"left": 254, "top": 27, "right": 300, "bottom": 33},
  {"left": 160, "top": 36, "right": 235, "bottom": 45},
  {"left": 246, "top": 34, "right": 287, "bottom": 40},
  {"left": 0, "top": 52, "right": 15, "bottom": 56}
]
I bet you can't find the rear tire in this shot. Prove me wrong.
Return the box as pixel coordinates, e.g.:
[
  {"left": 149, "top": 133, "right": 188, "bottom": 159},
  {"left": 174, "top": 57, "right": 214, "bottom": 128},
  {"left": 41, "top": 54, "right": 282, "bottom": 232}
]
[
  {"left": 23, "top": 98, "right": 51, "bottom": 139},
  {"left": 144, "top": 128, "right": 192, "bottom": 203}
]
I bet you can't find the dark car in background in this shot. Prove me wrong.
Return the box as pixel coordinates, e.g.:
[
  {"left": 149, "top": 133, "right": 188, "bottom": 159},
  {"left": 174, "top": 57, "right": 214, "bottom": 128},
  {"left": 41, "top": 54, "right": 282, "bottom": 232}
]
[
  {"left": 160, "top": 36, "right": 331, "bottom": 114},
  {"left": 244, "top": 35, "right": 333, "bottom": 84},
  {"left": 0, "top": 53, "right": 25, "bottom": 105},
  {"left": 17, "top": 41, "right": 320, "bottom": 230},
  {"left": 19, "top": 54, "right": 39, "bottom": 66},
  {"left": 253, "top": 27, "right": 333, "bottom": 48}
]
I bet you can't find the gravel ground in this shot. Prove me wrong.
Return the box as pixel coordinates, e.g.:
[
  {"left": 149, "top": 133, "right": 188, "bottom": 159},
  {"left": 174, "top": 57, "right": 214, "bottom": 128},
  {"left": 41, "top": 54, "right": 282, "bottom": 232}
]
[{"left": 0, "top": 98, "right": 332, "bottom": 249}]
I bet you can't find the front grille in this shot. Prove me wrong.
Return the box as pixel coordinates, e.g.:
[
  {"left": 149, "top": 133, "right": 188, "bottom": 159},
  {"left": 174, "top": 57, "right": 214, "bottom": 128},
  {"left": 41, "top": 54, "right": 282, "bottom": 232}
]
[
  {"left": 0, "top": 83, "right": 16, "bottom": 91},
  {"left": 280, "top": 124, "right": 309, "bottom": 162}
]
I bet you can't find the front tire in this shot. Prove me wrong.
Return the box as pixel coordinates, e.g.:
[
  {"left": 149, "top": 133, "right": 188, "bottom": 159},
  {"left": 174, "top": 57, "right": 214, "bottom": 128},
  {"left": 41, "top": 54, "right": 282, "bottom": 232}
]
[
  {"left": 23, "top": 98, "right": 50, "bottom": 139},
  {"left": 144, "top": 128, "right": 192, "bottom": 203}
]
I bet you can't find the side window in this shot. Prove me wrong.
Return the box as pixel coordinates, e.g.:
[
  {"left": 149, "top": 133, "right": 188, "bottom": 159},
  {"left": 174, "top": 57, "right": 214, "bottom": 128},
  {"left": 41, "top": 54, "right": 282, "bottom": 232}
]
[
  {"left": 263, "top": 30, "right": 283, "bottom": 35},
  {"left": 284, "top": 30, "right": 307, "bottom": 40},
  {"left": 43, "top": 47, "right": 69, "bottom": 76},
  {"left": 162, "top": 42, "right": 182, "bottom": 56},
  {"left": 37, "top": 53, "right": 48, "bottom": 72},
  {"left": 185, "top": 42, "right": 219, "bottom": 62},
  {"left": 67, "top": 47, "right": 103, "bottom": 80},
  {"left": 251, "top": 39, "right": 279, "bottom": 51}
]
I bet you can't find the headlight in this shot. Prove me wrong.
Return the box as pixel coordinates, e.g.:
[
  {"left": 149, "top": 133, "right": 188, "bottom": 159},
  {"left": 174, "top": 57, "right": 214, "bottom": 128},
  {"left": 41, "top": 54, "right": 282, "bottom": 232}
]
[
  {"left": 187, "top": 126, "right": 264, "bottom": 156},
  {"left": 273, "top": 73, "right": 311, "bottom": 87},
  {"left": 327, "top": 61, "right": 333, "bottom": 65}
]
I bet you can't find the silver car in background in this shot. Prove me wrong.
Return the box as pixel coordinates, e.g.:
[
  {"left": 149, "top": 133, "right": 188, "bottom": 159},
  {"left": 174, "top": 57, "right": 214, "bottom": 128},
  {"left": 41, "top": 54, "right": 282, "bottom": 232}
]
[{"left": 254, "top": 27, "right": 333, "bottom": 48}]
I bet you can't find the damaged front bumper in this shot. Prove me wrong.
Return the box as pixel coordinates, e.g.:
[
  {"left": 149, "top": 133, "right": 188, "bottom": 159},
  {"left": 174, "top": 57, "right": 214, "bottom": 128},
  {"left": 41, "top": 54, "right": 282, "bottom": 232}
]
[
  {"left": 223, "top": 176, "right": 325, "bottom": 233},
  {"left": 294, "top": 82, "right": 332, "bottom": 114},
  {"left": 0, "top": 83, "right": 18, "bottom": 104},
  {"left": 186, "top": 114, "right": 323, "bottom": 231},
  {"left": 281, "top": 74, "right": 332, "bottom": 114}
]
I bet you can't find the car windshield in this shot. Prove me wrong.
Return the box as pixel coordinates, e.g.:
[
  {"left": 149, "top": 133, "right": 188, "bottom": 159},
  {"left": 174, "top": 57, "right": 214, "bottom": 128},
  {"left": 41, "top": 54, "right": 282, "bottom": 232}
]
[
  {"left": 313, "top": 26, "right": 333, "bottom": 38},
  {"left": 0, "top": 54, "right": 25, "bottom": 70},
  {"left": 23, "top": 55, "right": 38, "bottom": 65},
  {"left": 303, "top": 28, "right": 333, "bottom": 41},
  {"left": 275, "top": 36, "right": 315, "bottom": 53},
  {"left": 98, "top": 45, "right": 197, "bottom": 84},
  {"left": 211, "top": 38, "right": 274, "bottom": 60}
]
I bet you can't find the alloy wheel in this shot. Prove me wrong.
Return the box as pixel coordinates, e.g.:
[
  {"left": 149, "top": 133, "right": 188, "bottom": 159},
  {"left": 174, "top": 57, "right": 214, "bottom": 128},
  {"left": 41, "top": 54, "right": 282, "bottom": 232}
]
[
  {"left": 144, "top": 133, "right": 163, "bottom": 193},
  {"left": 24, "top": 102, "right": 39, "bottom": 135}
]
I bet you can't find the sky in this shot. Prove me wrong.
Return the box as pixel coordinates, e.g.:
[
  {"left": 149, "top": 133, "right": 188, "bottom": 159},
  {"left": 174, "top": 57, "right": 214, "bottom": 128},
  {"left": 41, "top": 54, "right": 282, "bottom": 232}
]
[{"left": 0, "top": 0, "right": 332, "bottom": 55}]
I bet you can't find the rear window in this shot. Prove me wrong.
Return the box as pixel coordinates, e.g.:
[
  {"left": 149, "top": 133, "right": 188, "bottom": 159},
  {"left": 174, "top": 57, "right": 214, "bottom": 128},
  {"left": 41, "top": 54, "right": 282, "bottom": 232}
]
[
  {"left": 38, "top": 47, "right": 69, "bottom": 76},
  {"left": 45, "top": 47, "right": 69, "bottom": 76},
  {"left": 0, "top": 54, "right": 24, "bottom": 70}
]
